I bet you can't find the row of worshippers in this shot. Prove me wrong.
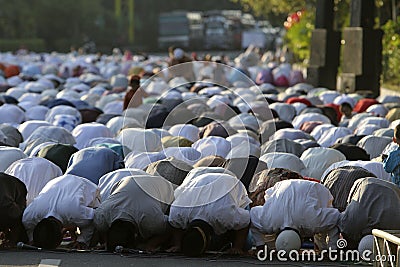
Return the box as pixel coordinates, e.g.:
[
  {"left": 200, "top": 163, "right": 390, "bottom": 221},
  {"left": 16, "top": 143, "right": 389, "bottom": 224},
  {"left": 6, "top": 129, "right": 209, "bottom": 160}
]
[{"left": 1, "top": 152, "right": 399, "bottom": 258}]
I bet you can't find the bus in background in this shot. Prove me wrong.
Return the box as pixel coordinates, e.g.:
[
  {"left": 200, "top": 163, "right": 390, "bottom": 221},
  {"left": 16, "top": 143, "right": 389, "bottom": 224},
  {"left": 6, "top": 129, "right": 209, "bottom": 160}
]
[
  {"left": 203, "top": 10, "right": 255, "bottom": 50},
  {"left": 158, "top": 11, "right": 203, "bottom": 50}
]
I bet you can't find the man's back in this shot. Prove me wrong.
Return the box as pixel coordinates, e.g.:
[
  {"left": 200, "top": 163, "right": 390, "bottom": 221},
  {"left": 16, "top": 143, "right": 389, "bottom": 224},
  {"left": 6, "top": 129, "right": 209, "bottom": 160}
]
[
  {"left": 0, "top": 173, "right": 27, "bottom": 227},
  {"left": 251, "top": 179, "right": 340, "bottom": 236},
  {"left": 339, "top": 177, "right": 400, "bottom": 244},
  {"left": 94, "top": 175, "right": 174, "bottom": 239},
  {"left": 23, "top": 175, "right": 99, "bottom": 228}
]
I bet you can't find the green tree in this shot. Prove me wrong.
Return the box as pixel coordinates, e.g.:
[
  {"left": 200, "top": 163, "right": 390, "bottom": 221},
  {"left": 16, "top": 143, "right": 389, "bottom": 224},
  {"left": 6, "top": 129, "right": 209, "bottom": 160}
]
[
  {"left": 0, "top": 0, "right": 37, "bottom": 38},
  {"left": 31, "top": 0, "right": 103, "bottom": 51},
  {"left": 285, "top": 11, "right": 314, "bottom": 62},
  {"left": 232, "top": 0, "right": 315, "bottom": 17},
  {"left": 382, "top": 17, "right": 400, "bottom": 84}
]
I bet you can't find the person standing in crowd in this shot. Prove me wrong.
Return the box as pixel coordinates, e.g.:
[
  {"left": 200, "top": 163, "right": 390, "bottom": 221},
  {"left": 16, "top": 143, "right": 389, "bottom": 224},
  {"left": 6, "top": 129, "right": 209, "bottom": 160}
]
[
  {"left": 167, "top": 47, "right": 195, "bottom": 81},
  {"left": 123, "top": 75, "right": 148, "bottom": 110},
  {"left": 22, "top": 174, "right": 100, "bottom": 249}
]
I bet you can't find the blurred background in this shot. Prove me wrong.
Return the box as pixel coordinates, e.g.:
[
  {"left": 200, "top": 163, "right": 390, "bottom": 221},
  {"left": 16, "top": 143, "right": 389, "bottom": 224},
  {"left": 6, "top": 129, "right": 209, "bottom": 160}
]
[{"left": 0, "top": 0, "right": 399, "bottom": 87}]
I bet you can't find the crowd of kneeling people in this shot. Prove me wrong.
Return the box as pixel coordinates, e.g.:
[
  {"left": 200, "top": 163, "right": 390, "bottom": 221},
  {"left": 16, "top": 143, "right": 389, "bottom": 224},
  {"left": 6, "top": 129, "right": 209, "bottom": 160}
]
[{"left": 0, "top": 48, "right": 400, "bottom": 261}]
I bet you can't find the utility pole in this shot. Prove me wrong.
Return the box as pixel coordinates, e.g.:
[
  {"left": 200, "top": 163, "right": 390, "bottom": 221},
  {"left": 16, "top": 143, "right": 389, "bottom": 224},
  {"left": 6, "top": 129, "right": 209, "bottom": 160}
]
[
  {"left": 338, "top": 0, "right": 383, "bottom": 98},
  {"left": 307, "top": 0, "right": 341, "bottom": 89}
]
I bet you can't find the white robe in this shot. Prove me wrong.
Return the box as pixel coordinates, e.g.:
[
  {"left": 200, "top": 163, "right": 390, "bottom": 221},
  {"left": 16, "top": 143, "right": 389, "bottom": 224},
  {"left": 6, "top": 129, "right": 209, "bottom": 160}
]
[
  {"left": 18, "top": 120, "right": 52, "bottom": 140},
  {"left": 169, "top": 124, "right": 200, "bottom": 143},
  {"left": 250, "top": 179, "right": 340, "bottom": 246},
  {"left": 45, "top": 105, "right": 82, "bottom": 124},
  {"left": 0, "top": 104, "right": 25, "bottom": 125},
  {"left": 117, "top": 128, "right": 162, "bottom": 153},
  {"left": 5, "top": 157, "right": 62, "bottom": 205},
  {"left": 301, "top": 147, "right": 346, "bottom": 180},
  {"left": 192, "top": 136, "right": 231, "bottom": 159},
  {"left": 170, "top": 173, "right": 251, "bottom": 235},
  {"left": 292, "top": 113, "right": 331, "bottom": 129},
  {"left": 356, "top": 136, "right": 392, "bottom": 160},
  {"left": 22, "top": 174, "right": 100, "bottom": 245},
  {"left": 259, "top": 152, "right": 305, "bottom": 174},
  {"left": 269, "top": 103, "right": 296, "bottom": 123},
  {"left": 124, "top": 151, "right": 166, "bottom": 170},
  {"left": 71, "top": 123, "right": 113, "bottom": 149},
  {"left": 318, "top": 127, "right": 352, "bottom": 147},
  {"left": 0, "top": 147, "right": 27, "bottom": 172}
]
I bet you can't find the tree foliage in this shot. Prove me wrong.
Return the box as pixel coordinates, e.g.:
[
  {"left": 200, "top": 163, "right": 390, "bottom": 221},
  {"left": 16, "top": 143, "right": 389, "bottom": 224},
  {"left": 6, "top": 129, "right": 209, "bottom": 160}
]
[
  {"left": 231, "top": 0, "right": 315, "bottom": 18},
  {"left": 285, "top": 11, "right": 314, "bottom": 62},
  {"left": 0, "top": 0, "right": 242, "bottom": 52},
  {"left": 382, "top": 17, "right": 400, "bottom": 84}
]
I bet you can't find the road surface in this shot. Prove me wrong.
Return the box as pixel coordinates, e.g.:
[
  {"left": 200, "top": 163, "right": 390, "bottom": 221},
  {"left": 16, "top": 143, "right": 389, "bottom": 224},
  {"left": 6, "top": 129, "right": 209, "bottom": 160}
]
[{"left": 0, "top": 250, "right": 356, "bottom": 267}]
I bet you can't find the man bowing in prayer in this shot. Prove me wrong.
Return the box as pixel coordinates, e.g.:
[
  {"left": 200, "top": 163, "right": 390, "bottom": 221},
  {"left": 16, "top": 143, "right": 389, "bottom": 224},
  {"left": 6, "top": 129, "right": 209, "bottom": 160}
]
[
  {"left": 168, "top": 171, "right": 251, "bottom": 256},
  {"left": 250, "top": 179, "right": 340, "bottom": 253},
  {"left": 22, "top": 174, "right": 100, "bottom": 249},
  {"left": 93, "top": 175, "right": 175, "bottom": 252}
]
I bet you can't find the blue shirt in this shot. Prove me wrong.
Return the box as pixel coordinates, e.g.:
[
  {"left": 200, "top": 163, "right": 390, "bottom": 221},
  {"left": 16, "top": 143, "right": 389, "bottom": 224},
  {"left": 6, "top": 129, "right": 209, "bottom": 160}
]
[{"left": 383, "top": 148, "right": 400, "bottom": 186}]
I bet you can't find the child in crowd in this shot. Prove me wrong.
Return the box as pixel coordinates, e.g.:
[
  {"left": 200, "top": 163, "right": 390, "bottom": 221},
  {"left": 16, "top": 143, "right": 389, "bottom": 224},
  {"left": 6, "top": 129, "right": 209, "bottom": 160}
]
[{"left": 383, "top": 124, "right": 400, "bottom": 187}]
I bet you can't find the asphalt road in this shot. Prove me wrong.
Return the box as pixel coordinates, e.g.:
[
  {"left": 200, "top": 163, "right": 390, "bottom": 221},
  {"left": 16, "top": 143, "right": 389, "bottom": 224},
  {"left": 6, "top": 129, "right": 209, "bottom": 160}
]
[{"left": 0, "top": 250, "right": 358, "bottom": 267}]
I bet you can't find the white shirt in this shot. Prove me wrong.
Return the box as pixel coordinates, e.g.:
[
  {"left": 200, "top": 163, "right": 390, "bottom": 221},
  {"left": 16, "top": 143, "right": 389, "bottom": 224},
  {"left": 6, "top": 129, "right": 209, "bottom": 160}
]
[
  {"left": 259, "top": 152, "right": 305, "bottom": 174},
  {"left": 170, "top": 173, "right": 251, "bottom": 235},
  {"left": 301, "top": 147, "right": 346, "bottom": 180},
  {"left": 0, "top": 104, "right": 25, "bottom": 125},
  {"left": 18, "top": 120, "right": 52, "bottom": 140},
  {"left": 292, "top": 113, "right": 331, "bottom": 129},
  {"left": 192, "top": 136, "right": 231, "bottom": 158},
  {"left": 117, "top": 128, "right": 162, "bottom": 153},
  {"left": 72, "top": 123, "right": 113, "bottom": 149},
  {"left": 0, "top": 147, "right": 27, "bottom": 172},
  {"left": 22, "top": 174, "right": 100, "bottom": 245},
  {"left": 169, "top": 124, "right": 200, "bottom": 143},
  {"left": 5, "top": 157, "right": 62, "bottom": 205},
  {"left": 318, "top": 127, "right": 352, "bottom": 147},
  {"left": 250, "top": 179, "right": 340, "bottom": 246}
]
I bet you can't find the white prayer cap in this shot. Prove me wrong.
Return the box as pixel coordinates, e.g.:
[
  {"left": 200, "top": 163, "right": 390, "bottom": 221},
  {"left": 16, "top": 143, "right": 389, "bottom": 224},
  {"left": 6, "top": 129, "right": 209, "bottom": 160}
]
[
  {"left": 173, "top": 48, "right": 184, "bottom": 59},
  {"left": 358, "top": 235, "right": 374, "bottom": 262},
  {"left": 275, "top": 229, "right": 301, "bottom": 253}
]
